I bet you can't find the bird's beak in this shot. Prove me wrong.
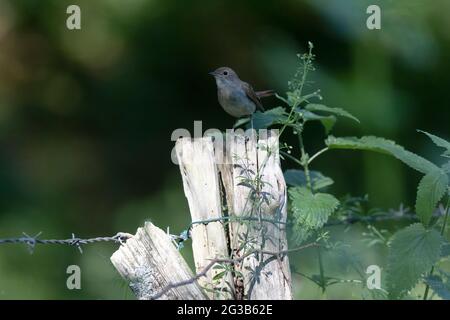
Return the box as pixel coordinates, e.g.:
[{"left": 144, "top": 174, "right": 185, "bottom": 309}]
[{"left": 208, "top": 71, "right": 216, "bottom": 76}]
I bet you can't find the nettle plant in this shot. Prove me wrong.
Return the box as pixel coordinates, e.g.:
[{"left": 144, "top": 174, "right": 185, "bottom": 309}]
[{"left": 238, "top": 42, "right": 450, "bottom": 299}]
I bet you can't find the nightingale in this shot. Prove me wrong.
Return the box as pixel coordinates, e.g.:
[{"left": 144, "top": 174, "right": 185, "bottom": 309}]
[{"left": 209, "top": 67, "right": 274, "bottom": 118}]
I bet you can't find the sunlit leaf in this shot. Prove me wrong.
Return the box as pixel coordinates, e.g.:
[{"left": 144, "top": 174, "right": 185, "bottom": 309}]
[
  {"left": 289, "top": 187, "right": 339, "bottom": 244},
  {"left": 325, "top": 136, "right": 439, "bottom": 174}
]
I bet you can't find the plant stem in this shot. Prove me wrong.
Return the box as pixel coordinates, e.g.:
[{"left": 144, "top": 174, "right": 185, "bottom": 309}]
[
  {"left": 280, "top": 150, "right": 303, "bottom": 166},
  {"left": 317, "top": 246, "right": 326, "bottom": 293},
  {"left": 297, "top": 128, "right": 312, "bottom": 191},
  {"left": 308, "top": 147, "right": 329, "bottom": 165},
  {"left": 297, "top": 55, "right": 310, "bottom": 101},
  {"left": 279, "top": 47, "right": 314, "bottom": 137},
  {"left": 423, "top": 196, "right": 450, "bottom": 300}
]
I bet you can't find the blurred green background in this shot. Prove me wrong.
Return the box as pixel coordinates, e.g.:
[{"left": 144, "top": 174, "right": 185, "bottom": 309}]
[{"left": 0, "top": 0, "right": 449, "bottom": 299}]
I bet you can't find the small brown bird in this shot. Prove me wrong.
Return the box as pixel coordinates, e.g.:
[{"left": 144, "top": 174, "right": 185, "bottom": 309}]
[{"left": 209, "top": 67, "right": 273, "bottom": 118}]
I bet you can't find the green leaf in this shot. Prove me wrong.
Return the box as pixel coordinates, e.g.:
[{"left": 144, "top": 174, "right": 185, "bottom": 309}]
[
  {"left": 289, "top": 187, "right": 339, "bottom": 243},
  {"left": 287, "top": 90, "right": 300, "bottom": 105},
  {"left": 284, "top": 169, "right": 334, "bottom": 190},
  {"left": 298, "top": 109, "right": 336, "bottom": 134},
  {"left": 233, "top": 117, "right": 250, "bottom": 128},
  {"left": 275, "top": 93, "right": 289, "bottom": 105},
  {"left": 415, "top": 169, "right": 448, "bottom": 225},
  {"left": 251, "top": 107, "right": 288, "bottom": 129},
  {"left": 325, "top": 136, "right": 439, "bottom": 174},
  {"left": 442, "top": 161, "right": 450, "bottom": 174},
  {"left": 424, "top": 275, "right": 450, "bottom": 300},
  {"left": 212, "top": 270, "right": 227, "bottom": 282},
  {"left": 386, "top": 223, "right": 443, "bottom": 299},
  {"left": 418, "top": 130, "right": 450, "bottom": 156},
  {"left": 318, "top": 116, "right": 337, "bottom": 135},
  {"left": 305, "top": 104, "right": 360, "bottom": 124}
]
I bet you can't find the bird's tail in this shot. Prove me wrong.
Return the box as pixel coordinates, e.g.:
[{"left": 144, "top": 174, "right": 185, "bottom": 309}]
[{"left": 255, "top": 90, "right": 275, "bottom": 98}]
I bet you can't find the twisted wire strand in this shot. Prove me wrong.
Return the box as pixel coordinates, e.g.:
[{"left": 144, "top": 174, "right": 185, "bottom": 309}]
[{"left": 0, "top": 232, "right": 132, "bottom": 253}]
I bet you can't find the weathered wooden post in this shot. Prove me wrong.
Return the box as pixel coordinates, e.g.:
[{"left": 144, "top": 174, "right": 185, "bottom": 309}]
[
  {"left": 110, "top": 222, "right": 207, "bottom": 300},
  {"left": 175, "top": 137, "right": 234, "bottom": 299},
  {"left": 111, "top": 130, "right": 292, "bottom": 300},
  {"left": 217, "top": 130, "right": 292, "bottom": 299}
]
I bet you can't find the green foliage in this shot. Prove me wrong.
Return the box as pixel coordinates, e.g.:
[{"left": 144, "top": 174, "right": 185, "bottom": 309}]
[
  {"left": 326, "top": 135, "right": 450, "bottom": 233},
  {"left": 424, "top": 274, "right": 450, "bottom": 300},
  {"left": 418, "top": 130, "right": 450, "bottom": 157},
  {"left": 442, "top": 242, "right": 450, "bottom": 258},
  {"left": 442, "top": 161, "right": 450, "bottom": 174},
  {"left": 386, "top": 223, "right": 442, "bottom": 299},
  {"left": 296, "top": 109, "right": 336, "bottom": 134},
  {"left": 268, "top": 47, "right": 450, "bottom": 299},
  {"left": 250, "top": 107, "right": 289, "bottom": 129},
  {"left": 305, "top": 104, "right": 360, "bottom": 124},
  {"left": 415, "top": 169, "right": 448, "bottom": 225},
  {"left": 289, "top": 187, "right": 339, "bottom": 244},
  {"left": 325, "top": 136, "right": 439, "bottom": 174},
  {"left": 233, "top": 117, "right": 250, "bottom": 128},
  {"left": 284, "top": 169, "right": 334, "bottom": 190},
  {"left": 294, "top": 103, "right": 360, "bottom": 134}
]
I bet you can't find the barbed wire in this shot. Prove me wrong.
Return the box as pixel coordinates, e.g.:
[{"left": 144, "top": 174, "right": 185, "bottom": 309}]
[
  {"left": 0, "top": 232, "right": 133, "bottom": 254},
  {"left": 169, "top": 208, "right": 426, "bottom": 248},
  {"left": 0, "top": 205, "right": 439, "bottom": 254}
]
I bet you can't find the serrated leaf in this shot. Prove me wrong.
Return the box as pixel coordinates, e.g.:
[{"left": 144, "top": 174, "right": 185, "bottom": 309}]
[
  {"left": 386, "top": 223, "right": 443, "bottom": 299},
  {"left": 418, "top": 130, "right": 450, "bottom": 156},
  {"left": 305, "top": 104, "right": 360, "bottom": 123},
  {"left": 325, "top": 136, "right": 439, "bottom": 174},
  {"left": 284, "top": 169, "right": 334, "bottom": 190},
  {"left": 289, "top": 187, "right": 339, "bottom": 243},
  {"left": 424, "top": 275, "right": 450, "bottom": 300},
  {"left": 415, "top": 169, "right": 448, "bottom": 225},
  {"left": 442, "top": 161, "right": 450, "bottom": 174}
]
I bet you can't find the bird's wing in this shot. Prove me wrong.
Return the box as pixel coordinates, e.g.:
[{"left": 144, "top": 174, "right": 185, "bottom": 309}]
[{"left": 243, "top": 82, "right": 265, "bottom": 112}]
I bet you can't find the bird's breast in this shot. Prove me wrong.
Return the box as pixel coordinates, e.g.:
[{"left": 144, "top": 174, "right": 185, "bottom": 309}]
[{"left": 217, "top": 87, "right": 256, "bottom": 118}]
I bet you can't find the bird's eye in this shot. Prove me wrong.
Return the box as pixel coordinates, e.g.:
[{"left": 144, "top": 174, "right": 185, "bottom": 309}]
[{"left": 223, "top": 71, "right": 228, "bottom": 76}]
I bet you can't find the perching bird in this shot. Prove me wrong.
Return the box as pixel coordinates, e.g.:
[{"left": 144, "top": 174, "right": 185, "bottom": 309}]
[{"left": 209, "top": 67, "right": 274, "bottom": 118}]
